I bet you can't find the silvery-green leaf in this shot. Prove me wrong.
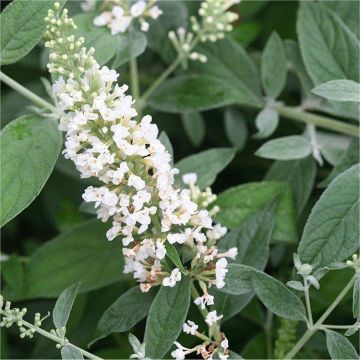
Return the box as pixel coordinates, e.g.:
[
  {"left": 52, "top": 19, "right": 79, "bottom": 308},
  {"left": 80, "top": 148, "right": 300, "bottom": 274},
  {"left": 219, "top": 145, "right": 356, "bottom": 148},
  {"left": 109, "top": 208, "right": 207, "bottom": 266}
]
[
  {"left": 255, "top": 136, "right": 312, "bottom": 160},
  {"left": 312, "top": 80, "right": 360, "bottom": 103},
  {"left": 298, "top": 164, "right": 359, "bottom": 267},
  {"left": 265, "top": 156, "right": 316, "bottom": 215},
  {"left": 220, "top": 264, "right": 256, "bottom": 296},
  {"left": 1, "top": 116, "right": 62, "bottom": 227},
  {"left": 215, "top": 181, "right": 297, "bottom": 243},
  {"left": 319, "top": 139, "right": 359, "bottom": 188},
  {"left": 297, "top": 2, "right": 360, "bottom": 120},
  {"left": 0, "top": 0, "right": 64, "bottom": 65},
  {"left": 144, "top": 277, "right": 191, "bottom": 359},
  {"left": 322, "top": 1, "right": 359, "bottom": 39},
  {"left": 251, "top": 271, "right": 307, "bottom": 321},
  {"left": 176, "top": 148, "right": 236, "bottom": 190},
  {"left": 253, "top": 107, "right": 279, "bottom": 139},
  {"left": 297, "top": 3, "right": 359, "bottom": 85},
  {"left": 325, "top": 329, "right": 359, "bottom": 360},
  {"left": 261, "top": 32, "right": 287, "bottom": 98},
  {"left": 53, "top": 282, "right": 80, "bottom": 329},
  {"left": 112, "top": 30, "right": 147, "bottom": 68},
  {"left": 61, "top": 344, "right": 84, "bottom": 360},
  {"left": 24, "top": 220, "right": 124, "bottom": 299},
  {"left": 181, "top": 112, "right": 205, "bottom": 148},
  {"left": 224, "top": 108, "right": 248, "bottom": 151},
  {"left": 286, "top": 281, "right": 304, "bottom": 291},
  {"left": 92, "top": 287, "right": 155, "bottom": 345}
]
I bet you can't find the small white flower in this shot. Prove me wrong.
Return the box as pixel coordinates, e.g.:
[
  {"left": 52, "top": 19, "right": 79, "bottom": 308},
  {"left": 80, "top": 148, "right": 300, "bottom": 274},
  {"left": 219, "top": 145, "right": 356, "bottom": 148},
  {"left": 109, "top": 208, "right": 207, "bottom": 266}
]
[
  {"left": 155, "top": 241, "right": 166, "bottom": 260},
  {"left": 182, "top": 320, "right": 198, "bottom": 335},
  {"left": 171, "top": 342, "right": 186, "bottom": 360},
  {"left": 148, "top": 5, "right": 163, "bottom": 19},
  {"left": 205, "top": 310, "right": 223, "bottom": 326},
  {"left": 215, "top": 258, "right": 228, "bottom": 289},
  {"left": 182, "top": 173, "right": 197, "bottom": 185},
  {"left": 167, "top": 233, "right": 187, "bottom": 244},
  {"left": 130, "top": 1, "right": 147, "bottom": 17},
  {"left": 221, "top": 337, "right": 229, "bottom": 350},
  {"left": 194, "top": 293, "right": 214, "bottom": 309},
  {"left": 162, "top": 268, "right": 181, "bottom": 287},
  {"left": 128, "top": 174, "right": 145, "bottom": 190}
]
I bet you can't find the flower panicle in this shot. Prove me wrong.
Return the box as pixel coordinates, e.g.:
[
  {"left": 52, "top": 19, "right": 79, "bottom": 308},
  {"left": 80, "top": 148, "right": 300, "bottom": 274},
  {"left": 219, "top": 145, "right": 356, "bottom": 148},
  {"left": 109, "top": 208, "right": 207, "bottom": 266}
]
[{"left": 45, "top": 4, "right": 237, "bottom": 359}]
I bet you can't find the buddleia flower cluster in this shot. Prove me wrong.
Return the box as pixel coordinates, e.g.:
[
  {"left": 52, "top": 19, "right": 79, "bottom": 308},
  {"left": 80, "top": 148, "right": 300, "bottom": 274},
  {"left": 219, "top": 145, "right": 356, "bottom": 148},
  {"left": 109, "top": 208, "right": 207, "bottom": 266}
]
[
  {"left": 168, "top": 0, "right": 240, "bottom": 65},
  {"left": 44, "top": 4, "right": 237, "bottom": 359},
  {"left": 82, "top": 0, "right": 162, "bottom": 33}
]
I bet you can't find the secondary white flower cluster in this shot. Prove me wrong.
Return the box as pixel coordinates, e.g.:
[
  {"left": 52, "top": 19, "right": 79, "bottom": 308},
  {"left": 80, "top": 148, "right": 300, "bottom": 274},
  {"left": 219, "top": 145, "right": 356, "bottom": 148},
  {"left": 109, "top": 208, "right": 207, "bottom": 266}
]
[
  {"left": 45, "top": 5, "right": 237, "bottom": 359},
  {"left": 168, "top": 0, "right": 240, "bottom": 65},
  {"left": 82, "top": 0, "right": 162, "bottom": 34}
]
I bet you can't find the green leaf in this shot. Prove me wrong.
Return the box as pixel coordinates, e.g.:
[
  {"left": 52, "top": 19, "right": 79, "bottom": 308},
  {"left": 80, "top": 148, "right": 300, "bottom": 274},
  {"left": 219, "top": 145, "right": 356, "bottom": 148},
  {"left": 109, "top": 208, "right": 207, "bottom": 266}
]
[
  {"left": 213, "top": 203, "right": 276, "bottom": 321},
  {"left": 325, "top": 329, "right": 359, "bottom": 360},
  {"left": 0, "top": 115, "right": 62, "bottom": 227},
  {"left": 265, "top": 157, "right": 316, "bottom": 215},
  {"left": 74, "top": 13, "right": 118, "bottom": 66},
  {"left": 53, "top": 282, "right": 80, "bottom": 329},
  {"left": 219, "top": 202, "right": 276, "bottom": 269},
  {"left": 147, "top": 2, "right": 188, "bottom": 63},
  {"left": 231, "top": 22, "right": 261, "bottom": 47},
  {"left": 298, "top": 164, "right": 360, "bottom": 267},
  {"left": 112, "top": 30, "right": 147, "bottom": 68},
  {"left": 323, "top": 1, "right": 360, "bottom": 38},
  {"left": 261, "top": 32, "right": 287, "bottom": 98},
  {"left": 193, "top": 38, "right": 263, "bottom": 106},
  {"left": 24, "top": 220, "right": 124, "bottom": 299},
  {"left": 159, "top": 131, "right": 174, "bottom": 163},
  {"left": 251, "top": 270, "right": 307, "bottom": 321},
  {"left": 285, "top": 40, "right": 314, "bottom": 98},
  {"left": 255, "top": 136, "right": 312, "bottom": 160},
  {"left": 176, "top": 148, "right": 236, "bottom": 190},
  {"left": 212, "top": 291, "right": 253, "bottom": 322},
  {"left": 61, "top": 344, "right": 84, "bottom": 360},
  {"left": 220, "top": 264, "right": 255, "bottom": 295},
  {"left": 215, "top": 181, "right": 297, "bottom": 243},
  {"left": 0, "top": 0, "right": 61, "bottom": 65},
  {"left": 312, "top": 80, "right": 360, "bottom": 103},
  {"left": 253, "top": 107, "right": 279, "bottom": 139},
  {"left": 353, "top": 278, "right": 360, "bottom": 319},
  {"left": 149, "top": 38, "right": 263, "bottom": 112},
  {"left": 165, "top": 243, "right": 187, "bottom": 274},
  {"left": 319, "top": 139, "right": 359, "bottom": 188},
  {"left": 297, "top": 2, "right": 359, "bottom": 85},
  {"left": 149, "top": 74, "right": 242, "bottom": 113},
  {"left": 93, "top": 286, "right": 155, "bottom": 344},
  {"left": 144, "top": 276, "right": 191, "bottom": 359},
  {"left": 181, "top": 112, "right": 205, "bottom": 148},
  {"left": 224, "top": 108, "right": 248, "bottom": 151}
]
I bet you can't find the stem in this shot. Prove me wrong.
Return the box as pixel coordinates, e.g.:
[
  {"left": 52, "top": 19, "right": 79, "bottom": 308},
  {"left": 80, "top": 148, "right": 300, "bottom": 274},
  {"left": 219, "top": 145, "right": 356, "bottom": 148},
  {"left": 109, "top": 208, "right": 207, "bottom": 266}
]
[
  {"left": 130, "top": 57, "right": 140, "bottom": 101},
  {"left": 320, "top": 324, "right": 353, "bottom": 330},
  {"left": 304, "top": 280, "right": 313, "bottom": 328},
  {"left": 190, "top": 281, "right": 222, "bottom": 343},
  {"left": 277, "top": 105, "right": 360, "bottom": 137},
  {"left": 285, "top": 275, "right": 356, "bottom": 359},
  {"left": 0, "top": 310, "right": 102, "bottom": 360},
  {"left": 0, "top": 71, "right": 56, "bottom": 112},
  {"left": 139, "top": 56, "right": 182, "bottom": 105}
]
